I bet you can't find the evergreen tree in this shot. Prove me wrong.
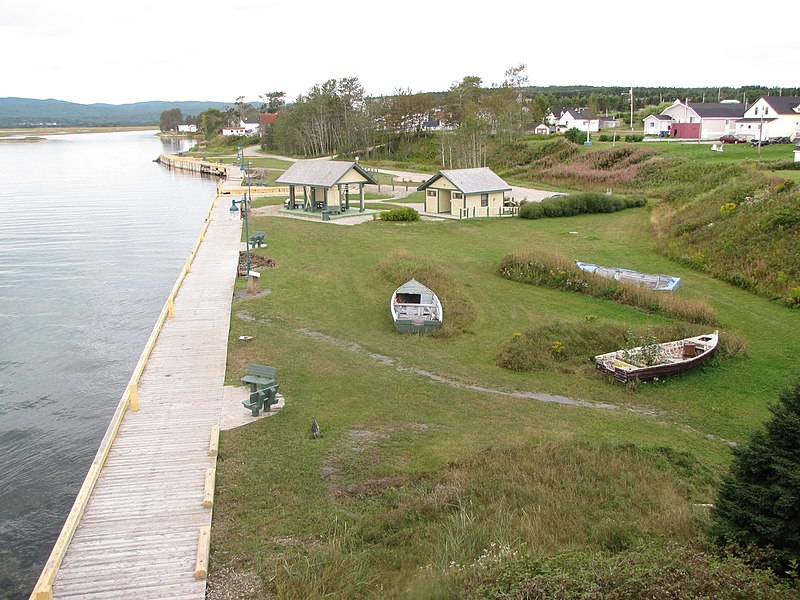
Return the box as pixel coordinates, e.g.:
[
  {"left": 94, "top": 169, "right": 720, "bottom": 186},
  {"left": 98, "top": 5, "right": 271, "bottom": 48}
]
[{"left": 710, "top": 377, "right": 800, "bottom": 574}]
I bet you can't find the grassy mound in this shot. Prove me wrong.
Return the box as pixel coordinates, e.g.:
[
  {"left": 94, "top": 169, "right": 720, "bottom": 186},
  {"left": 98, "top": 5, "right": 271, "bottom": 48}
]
[
  {"left": 378, "top": 249, "right": 475, "bottom": 337},
  {"left": 654, "top": 179, "right": 800, "bottom": 306},
  {"left": 498, "top": 250, "right": 718, "bottom": 325}
]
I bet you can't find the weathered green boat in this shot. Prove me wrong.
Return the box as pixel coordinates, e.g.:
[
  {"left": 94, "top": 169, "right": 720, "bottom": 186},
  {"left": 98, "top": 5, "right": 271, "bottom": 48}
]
[{"left": 391, "top": 279, "right": 443, "bottom": 333}]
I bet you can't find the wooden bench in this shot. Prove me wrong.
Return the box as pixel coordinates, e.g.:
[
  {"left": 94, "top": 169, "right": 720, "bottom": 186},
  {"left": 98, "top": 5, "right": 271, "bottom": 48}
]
[
  {"left": 242, "top": 383, "right": 279, "bottom": 416},
  {"left": 249, "top": 232, "right": 265, "bottom": 248},
  {"left": 241, "top": 364, "right": 276, "bottom": 392}
]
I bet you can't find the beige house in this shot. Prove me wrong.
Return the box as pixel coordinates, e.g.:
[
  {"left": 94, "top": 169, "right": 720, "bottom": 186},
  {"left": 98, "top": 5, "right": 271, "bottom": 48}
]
[
  {"left": 418, "top": 167, "right": 512, "bottom": 218},
  {"left": 276, "top": 160, "right": 378, "bottom": 213}
]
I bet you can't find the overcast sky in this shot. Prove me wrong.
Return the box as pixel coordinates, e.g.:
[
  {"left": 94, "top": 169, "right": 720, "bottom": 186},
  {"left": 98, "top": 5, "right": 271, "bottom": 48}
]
[{"left": 2, "top": 0, "right": 796, "bottom": 105}]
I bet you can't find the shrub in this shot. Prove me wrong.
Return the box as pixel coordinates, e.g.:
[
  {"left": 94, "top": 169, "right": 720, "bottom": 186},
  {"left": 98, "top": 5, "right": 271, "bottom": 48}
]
[
  {"left": 519, "top": 192, "right": 646, "bottom": 220},
  {"left": 563, "top": 127, "right": 585, "bottom": 144},
  {"left": 598, "top": 134, "right": 610, "bottom": 142},
  {"left": 498, "top": 250, "right": 718, "bottom": 325},
  {"left": 624, "top": 134, "right": 644, "bottom": 142},
  {"left": 379, "top": 207, "right": 420, "bottom": 221},
  {"left": 518, "top": 201, "right": 545, "bottom": 219}
]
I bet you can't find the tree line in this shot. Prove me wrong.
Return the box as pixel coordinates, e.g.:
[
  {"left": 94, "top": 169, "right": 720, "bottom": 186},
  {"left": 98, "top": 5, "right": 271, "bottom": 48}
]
[{"left": 171, "top": 67, "right": 799, "bottom": 168}]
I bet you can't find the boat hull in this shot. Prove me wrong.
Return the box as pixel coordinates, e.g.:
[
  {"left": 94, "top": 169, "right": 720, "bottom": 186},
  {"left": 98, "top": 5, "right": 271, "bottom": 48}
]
[
  {"left": 595, "top": 332, "right": 719, "bottom": 383},
  {"left": 391, "top": 279, "right": 443, "bottom": 333}
]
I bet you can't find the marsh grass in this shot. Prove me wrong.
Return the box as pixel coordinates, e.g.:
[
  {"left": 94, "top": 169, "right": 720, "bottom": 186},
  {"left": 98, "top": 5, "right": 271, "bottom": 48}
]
[{"left": 498, "top": 250, "right": 718, "bottom": 325}]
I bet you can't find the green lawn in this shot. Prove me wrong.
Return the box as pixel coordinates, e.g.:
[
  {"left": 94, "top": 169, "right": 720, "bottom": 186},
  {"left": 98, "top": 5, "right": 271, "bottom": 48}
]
[{"left": 210, "top": 206, "right": 800, "bottom": 597}]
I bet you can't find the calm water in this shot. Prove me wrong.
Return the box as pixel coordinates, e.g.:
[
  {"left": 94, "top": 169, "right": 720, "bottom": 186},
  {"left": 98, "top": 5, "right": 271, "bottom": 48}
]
[{"left": 0, "top": 131, "right": 217, "bottom": 599}]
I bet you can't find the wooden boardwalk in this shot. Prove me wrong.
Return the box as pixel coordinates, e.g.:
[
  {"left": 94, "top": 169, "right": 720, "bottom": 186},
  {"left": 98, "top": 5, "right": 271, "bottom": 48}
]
[{"left": 50, "top": 198, "right": 241, "bottom": 599}]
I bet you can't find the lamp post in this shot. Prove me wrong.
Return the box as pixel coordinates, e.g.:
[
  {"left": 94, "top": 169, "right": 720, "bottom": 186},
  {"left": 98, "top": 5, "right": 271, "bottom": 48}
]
[{"left": 229, "top": 195, "right": 250, "bottom": 274}]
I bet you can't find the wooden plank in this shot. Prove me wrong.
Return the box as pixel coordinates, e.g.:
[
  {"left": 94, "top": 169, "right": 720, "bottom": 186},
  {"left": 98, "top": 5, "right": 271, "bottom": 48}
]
[
  {"left": 195, "top": 526, "right": 211, "bottom": 579},
  {"left": 202, "top": 468, "right": 216, "bottom": 508}
]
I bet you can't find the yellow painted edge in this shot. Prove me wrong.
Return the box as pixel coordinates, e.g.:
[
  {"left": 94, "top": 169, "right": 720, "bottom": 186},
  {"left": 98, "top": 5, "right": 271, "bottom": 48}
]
[
  {"left": 202, "top": 467, "right": 216, "bottom": 509},
  {"left": 195, "top": 525, "right": 211, "bottom": 579},
  {"left": 34, "top": 585, "right": 52, "bottom": 600},
  {"left": 208, "top": 424, "right": 220, "bottom": 457}
]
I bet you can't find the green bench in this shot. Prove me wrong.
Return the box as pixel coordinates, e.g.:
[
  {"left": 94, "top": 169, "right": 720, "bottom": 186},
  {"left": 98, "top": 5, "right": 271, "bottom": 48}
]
[
  {"left": 249, "top": 231, "right": 265, "bottom": 247},
  {"left": 242, "top": 382, "right": 280, "bottom": 416},
  {"left": 241, "top": 363, "right": 276, "bottom": 392}
]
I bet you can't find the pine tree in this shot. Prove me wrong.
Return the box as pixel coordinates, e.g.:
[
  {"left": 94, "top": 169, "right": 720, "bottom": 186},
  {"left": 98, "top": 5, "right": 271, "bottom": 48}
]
[{"left": 710, "top": 377, "right": 800, "bottom": 574}]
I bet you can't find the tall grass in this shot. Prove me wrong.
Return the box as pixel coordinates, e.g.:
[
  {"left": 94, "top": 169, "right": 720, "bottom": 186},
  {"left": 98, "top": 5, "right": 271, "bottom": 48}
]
[
  {"left": 378, "top": 249, "right": 476, "bottom": 337},
  {"left": 498, "top": 250, "right": 718, "bottom": 325}
]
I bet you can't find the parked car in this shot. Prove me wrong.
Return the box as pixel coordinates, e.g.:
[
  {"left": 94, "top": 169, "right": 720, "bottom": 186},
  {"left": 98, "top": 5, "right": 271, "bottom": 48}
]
[
  {"left": 719, "top": 135, "right": 746, "bottom": 144},
  {"left": 768, "top": 137, "right": 791, "bottom": 144},
  {"left": 751, "top": 138, "right": 770, "bottom": 147}
]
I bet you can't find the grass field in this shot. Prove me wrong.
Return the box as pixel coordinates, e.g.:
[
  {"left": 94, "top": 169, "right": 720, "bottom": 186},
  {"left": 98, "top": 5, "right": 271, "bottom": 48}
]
[{"left": 210, "top": 205, "right": 800, "bottom": 598}]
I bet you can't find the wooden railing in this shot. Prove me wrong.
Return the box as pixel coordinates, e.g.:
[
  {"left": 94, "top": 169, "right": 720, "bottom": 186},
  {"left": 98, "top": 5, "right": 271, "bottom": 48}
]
[{"left": 29, "top": 194, "right": 225, "bottom": 600}]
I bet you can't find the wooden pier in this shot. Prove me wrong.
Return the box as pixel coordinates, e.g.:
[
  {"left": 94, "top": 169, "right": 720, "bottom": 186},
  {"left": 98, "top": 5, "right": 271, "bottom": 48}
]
[{"left": 30, "top": 195, "right": 242, "bottom": 599}]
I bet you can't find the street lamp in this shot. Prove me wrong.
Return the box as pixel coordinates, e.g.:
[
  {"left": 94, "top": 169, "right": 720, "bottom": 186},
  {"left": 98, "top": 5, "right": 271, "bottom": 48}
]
[{"left": 229, "top": 195, "right": 250, "bottom": 274}]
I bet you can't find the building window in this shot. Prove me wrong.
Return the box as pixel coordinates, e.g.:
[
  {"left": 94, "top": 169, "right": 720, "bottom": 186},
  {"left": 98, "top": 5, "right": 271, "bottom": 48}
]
[
  {"left": 755, "top": 107, "right": 759, "bottom": 115},
  {"left": 765, "top": 107, "right": 769, "bottom": 115},
  {"left": 481, "top": 194, "right": 489, "bottom": 207},
  {"left": 453, "top": 192, "right": 463, "bottom": 199},
  {"left": 427, "top": 190, "right": 436, "bottom": 197}
]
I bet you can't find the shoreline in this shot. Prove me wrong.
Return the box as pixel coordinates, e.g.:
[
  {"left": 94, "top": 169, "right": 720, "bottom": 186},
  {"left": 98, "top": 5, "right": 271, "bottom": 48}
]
[{"left": 0, "top": 125, "right": 157, "bottom": 138}]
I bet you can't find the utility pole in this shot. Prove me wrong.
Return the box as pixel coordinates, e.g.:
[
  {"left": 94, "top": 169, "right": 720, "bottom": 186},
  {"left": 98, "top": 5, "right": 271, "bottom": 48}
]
[{"left": 630, "top": 87, "right": 634, "bottom": 132}]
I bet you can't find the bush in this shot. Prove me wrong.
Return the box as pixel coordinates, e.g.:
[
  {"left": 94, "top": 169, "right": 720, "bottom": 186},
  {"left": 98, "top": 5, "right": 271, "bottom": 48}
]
[
  {"left": 518, "top": 201, "right": 545, "bottom": 219},
  {"left": 598, "top": 134, "right": 610, "bottom": 142},
  {"left": 379, "top": 207, "right": 420, "bottom": 221},
  {"left": 624, "top": 134, "right": 645, "bottom": 142},
  {"left": 519, "top": 192, "right": 646, "bottom": 220},
  {"left": 563, "top": 127, "right": 585, "bottom": 144}
]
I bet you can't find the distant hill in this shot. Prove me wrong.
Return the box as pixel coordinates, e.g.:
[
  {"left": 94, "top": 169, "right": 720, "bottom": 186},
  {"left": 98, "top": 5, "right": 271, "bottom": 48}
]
[{"left": 0, "top": 98, "right": 228, "bottom": 127}]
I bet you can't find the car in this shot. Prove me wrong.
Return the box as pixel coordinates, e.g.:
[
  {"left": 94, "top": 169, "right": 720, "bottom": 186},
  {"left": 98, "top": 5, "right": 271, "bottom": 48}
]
[
  {"left": 768, "top": 136, "right": 791, "bottom": 144},
  {"left": 719, "top": 135, "right": 747, "bottom": 144},
  {"left": 751, "top": 138, "right": 770, "bottom": 147}
]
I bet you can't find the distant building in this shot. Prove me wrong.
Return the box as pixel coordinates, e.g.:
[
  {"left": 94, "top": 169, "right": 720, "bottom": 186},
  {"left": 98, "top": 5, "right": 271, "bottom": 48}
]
[
  {"left": 735, "top": 96, "right": 800, "bottom": 142},
  {"left": 643, "top": 114, "right": 672, "bottom": 136},
  {"left": 176, "top": 124, "right": 197, "bottom": 133},
  {"left": 221, "top": 120, "right": 260, "bottom": 137},
  {"left": 656, "top": 100, "right": 744, "bottom": 140},
  {"left": 259, "top": 113, "right": 280, "bottom": 126},
  {"left": 534, "top": 123, "right": 553, "bottom": 135},
  {"left": 555, "top": 109, "right": 599, "bottom": 133}
]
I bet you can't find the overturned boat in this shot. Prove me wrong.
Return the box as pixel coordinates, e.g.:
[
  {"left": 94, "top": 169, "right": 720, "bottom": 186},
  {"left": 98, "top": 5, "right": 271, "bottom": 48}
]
[
  {"left": 595, "top": 331, "right": 719, "bottom": 383},
  {"left": 576, "top": 261, "right": 681, "bottom": 292},
  {"left": 391, "top": 279, "right": 443, "bottom": 333}
]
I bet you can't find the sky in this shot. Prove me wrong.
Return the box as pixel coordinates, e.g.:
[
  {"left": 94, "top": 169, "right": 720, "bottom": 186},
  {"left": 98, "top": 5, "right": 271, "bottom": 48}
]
[{"left": 1, "top": 0, "right": 796, "bottom": 106}]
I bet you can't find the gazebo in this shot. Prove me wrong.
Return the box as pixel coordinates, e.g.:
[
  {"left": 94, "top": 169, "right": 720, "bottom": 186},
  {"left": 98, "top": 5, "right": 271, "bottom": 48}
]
[{"left": 276, "top": 160, "right": 379, "bottom": 214}]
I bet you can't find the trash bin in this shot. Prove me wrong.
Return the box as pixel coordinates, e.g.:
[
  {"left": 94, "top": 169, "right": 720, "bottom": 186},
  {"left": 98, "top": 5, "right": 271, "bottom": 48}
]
[{"left": 322, "top": 210, "right": 330, "bottom": 221}]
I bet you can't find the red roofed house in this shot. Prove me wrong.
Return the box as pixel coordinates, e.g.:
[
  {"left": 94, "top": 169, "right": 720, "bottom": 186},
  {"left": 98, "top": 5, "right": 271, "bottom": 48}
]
[{"left": 259, "top": 112, "right": 281, "bottom": 126}]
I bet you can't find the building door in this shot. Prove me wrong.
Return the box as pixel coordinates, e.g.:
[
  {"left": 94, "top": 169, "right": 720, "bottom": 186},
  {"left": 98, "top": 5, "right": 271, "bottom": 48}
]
[{"left": 437, "top": 190, "right": 451, "bottom": 213}]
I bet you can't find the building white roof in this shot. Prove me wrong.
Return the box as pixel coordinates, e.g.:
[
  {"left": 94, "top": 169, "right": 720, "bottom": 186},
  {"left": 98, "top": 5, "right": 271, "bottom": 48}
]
[
  {"left": 276, "top": 160, "right": 378, "bottom": 188},
  {"left": 418, "top": 167, "right": 511, "bottom": 194}
]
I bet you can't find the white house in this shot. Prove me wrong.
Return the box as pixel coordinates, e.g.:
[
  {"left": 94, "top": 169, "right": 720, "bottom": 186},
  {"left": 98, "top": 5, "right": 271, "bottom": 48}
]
[
  {"left": 657, "top": 100, "right": 744, "bottom": 140},
  {"left": 735, "top": 96, "right": 800, "bottom": 142},
  {"left": 176, "top": 124, "right": 197, "bottom": 133},
  {"left": 221, "top": 120, "right": 260, "bottom": 137},
  {"left": 534, "top": 123, "right": 553, "bottom": 135},
  {"left": 643, "top": 114, "right": 672, "bottom": 136},
  {"left": 555, "top": 109, "right": 599, "bottom": 133}
]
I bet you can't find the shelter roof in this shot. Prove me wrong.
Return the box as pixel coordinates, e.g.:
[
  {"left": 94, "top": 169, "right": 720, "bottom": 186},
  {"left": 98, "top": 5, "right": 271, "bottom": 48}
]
[{"left": 276, "top": 160, "right": 378, "bottom": 188}]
